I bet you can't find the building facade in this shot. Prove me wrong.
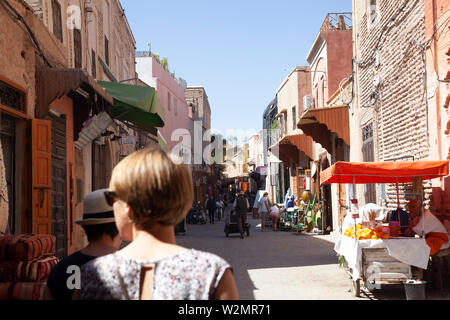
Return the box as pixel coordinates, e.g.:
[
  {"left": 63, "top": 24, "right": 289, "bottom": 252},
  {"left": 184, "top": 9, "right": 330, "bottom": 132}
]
[
  {"left": 297, "top": 13, "right": 353, "bottom": 233},
  {"left": 136, "top": 53, "right": 190, "bottom": 154}
]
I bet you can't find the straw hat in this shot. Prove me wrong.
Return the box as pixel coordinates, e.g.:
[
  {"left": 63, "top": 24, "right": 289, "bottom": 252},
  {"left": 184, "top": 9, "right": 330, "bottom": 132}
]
[{"left": 75, "top": 189, "right": 116, "bottom": 226}]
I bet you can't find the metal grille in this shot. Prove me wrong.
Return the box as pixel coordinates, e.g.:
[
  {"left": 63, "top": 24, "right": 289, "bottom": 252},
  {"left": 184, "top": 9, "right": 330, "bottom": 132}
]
[
  {"left": 0, "top": 81, "right": 25, "bottom": 113},
  {"left": 362, "top": 123, "right": 373, "bottom": 142}
]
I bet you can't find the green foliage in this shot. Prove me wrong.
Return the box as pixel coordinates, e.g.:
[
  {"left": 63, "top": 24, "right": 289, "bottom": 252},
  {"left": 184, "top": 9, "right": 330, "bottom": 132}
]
[
  {"left": 161, "top": 57, "right": 169, "bottom": 71},
  {"left": 338, "top": 255, "right": 347, "bottom": 268}
]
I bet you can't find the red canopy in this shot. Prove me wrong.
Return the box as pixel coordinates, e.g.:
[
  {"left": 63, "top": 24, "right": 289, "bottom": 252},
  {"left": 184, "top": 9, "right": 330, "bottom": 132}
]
[{"left": 321, "top": 161, "right": 449, "bottom": 185}]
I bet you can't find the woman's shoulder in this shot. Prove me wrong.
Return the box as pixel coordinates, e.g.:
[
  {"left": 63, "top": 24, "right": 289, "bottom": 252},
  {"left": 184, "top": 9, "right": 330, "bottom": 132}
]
[{"left": 174, "top": 249, "right": 231, "bottom": 269}]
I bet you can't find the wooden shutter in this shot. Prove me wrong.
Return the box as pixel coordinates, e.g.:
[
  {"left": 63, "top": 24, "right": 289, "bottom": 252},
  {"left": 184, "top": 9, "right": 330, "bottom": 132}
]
[
  {"left": 32, "top": 119, "right": 52, "bottom": 235},
  {"left": 52, "top": 0, "right": 63, "bottom": 42},
  {"left": 74, "top": 29, "right": 82, "bottom": 68}
]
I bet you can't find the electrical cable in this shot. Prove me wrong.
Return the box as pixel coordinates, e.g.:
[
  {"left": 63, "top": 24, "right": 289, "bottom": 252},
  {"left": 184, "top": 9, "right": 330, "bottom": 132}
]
[
  {"left": 355, "top": 0, "right": 412, "bottom": 69},
  {"left": 0, "top": 0, "right": 52, "bottom": 67}
]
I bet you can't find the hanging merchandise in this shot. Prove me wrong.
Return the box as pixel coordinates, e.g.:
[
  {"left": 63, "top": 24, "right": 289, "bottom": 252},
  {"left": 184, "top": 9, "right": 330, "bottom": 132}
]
[{"left": 0, "top": 138, "right": 9, "bottom": 235}]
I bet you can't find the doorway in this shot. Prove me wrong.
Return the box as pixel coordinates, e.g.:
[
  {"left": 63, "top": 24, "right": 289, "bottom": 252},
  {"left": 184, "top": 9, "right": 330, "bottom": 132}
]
[{"left": 46, "top": 113, "right": 68, "bottom": 258}]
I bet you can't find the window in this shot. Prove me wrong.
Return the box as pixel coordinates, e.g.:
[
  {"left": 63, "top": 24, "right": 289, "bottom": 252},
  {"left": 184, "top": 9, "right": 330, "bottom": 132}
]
[
  {"left": 292, "top": 106, "right": 297, "bottom": 131},
  {"left": 52, "top": 0, "right": 63, "bottom": 42},
  {"left": 73, "top": 29, "right": 82, "bottom": 68},
  {"left": 167, "top": 92, "right": 171, "bottom": 111},
  {"left": 0, "top": 80, "right": 26, "bottom": 113},
  {"left": 362, "top": 123, "right": 376, "bottom": 203},
  {"left": 104, "top": 36, "right": 109, "bottom": 66},
  {"left": 174, "top": 97, "right": 177, "bottom": 116},
  {"left": 91, "top": 50, "right": 97, "bottom": 78},
  {"left": 369, "top": 0, "right": 379, "bottom": 27}
]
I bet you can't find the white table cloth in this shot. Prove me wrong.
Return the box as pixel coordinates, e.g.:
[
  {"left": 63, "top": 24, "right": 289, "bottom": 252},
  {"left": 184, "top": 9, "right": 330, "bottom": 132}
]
[{"left": 334, "top": 235, "right": 431, "bottom": 281}]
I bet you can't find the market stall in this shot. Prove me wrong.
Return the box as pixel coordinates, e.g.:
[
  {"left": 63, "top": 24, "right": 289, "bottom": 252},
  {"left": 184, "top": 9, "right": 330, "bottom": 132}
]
[{"left": 321, "top": 161, "right": 450, "bottom": 297}]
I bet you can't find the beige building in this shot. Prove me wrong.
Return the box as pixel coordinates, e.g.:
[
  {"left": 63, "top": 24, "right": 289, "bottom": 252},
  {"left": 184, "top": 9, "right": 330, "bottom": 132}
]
[{"left": 269, "top": 67, "right": 313, "bottom": 202}]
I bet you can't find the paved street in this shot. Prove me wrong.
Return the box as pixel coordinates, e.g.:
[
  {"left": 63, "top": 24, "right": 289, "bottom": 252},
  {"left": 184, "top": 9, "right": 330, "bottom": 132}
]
[{"left": 176, "top": 207, "right": 450, "bottom": 300}]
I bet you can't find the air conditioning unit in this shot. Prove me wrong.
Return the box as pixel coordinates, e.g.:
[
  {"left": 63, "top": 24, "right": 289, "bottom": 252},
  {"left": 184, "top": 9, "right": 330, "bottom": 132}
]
[{"left": 303, "top": 95, "right": 315, "bottom": 110}]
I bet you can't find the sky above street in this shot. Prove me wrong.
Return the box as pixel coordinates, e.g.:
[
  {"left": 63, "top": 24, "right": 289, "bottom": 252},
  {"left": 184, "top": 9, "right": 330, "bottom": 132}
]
[{"left": 121, "top": 0, "right": 352, "bottom": 138}]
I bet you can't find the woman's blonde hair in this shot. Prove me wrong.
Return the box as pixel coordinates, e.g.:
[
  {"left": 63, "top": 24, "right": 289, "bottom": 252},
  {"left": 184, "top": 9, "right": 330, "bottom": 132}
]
[{"left": 109, "top": 148, "right": 193, "bottom": 228}]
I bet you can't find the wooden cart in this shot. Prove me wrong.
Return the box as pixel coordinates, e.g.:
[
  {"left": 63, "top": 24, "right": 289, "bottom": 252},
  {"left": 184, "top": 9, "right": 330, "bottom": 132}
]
[
  {"left": 349, "top": 247, "right": 412, "bottom": 297},
  {"left": 321, "top": 161, "right": 449, "bottom": 297}
]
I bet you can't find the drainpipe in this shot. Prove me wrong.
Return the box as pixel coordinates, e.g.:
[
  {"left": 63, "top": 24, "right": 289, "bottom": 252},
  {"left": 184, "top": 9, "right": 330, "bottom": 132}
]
[{"left": 431, "top": 0, "right": 442, "bottom": 161}]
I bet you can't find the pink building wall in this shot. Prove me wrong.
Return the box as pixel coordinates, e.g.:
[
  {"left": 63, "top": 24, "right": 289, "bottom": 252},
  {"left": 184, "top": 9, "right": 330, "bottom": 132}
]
[{"left": 139, "top": 57, "right": 191, "bottom": 153}]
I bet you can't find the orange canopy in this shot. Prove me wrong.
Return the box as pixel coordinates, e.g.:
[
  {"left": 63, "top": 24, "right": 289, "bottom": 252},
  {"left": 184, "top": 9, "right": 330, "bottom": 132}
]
[{"left": 321, "top": 161, "right": 449, "bottom": 184}]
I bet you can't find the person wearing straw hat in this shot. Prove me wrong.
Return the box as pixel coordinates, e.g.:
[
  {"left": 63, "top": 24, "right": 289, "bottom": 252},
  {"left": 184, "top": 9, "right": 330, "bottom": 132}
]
[{"left": 46, "top": 189, "right": 121, "bottom": 300}]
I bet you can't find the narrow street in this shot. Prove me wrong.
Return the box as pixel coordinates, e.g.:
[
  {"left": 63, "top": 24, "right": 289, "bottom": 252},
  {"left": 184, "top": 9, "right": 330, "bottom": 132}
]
[{"left": 177, "top": 207, "right": 361, "bottom": 300}]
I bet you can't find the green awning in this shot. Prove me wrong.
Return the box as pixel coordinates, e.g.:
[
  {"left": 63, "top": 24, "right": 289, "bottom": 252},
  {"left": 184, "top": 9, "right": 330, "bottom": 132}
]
[{"left": 98, "top": 81, "right": 165, "bottom": 132}]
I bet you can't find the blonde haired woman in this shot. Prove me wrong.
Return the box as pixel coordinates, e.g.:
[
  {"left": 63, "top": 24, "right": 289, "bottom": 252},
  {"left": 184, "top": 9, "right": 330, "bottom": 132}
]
[{"left": 80, "top": 149, "right": 238, "bottom": 300}]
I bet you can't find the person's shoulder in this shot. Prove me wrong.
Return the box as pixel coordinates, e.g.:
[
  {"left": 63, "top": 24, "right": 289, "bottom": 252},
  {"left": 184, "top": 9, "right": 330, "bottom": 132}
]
[
  {"left": 81, "top": 252, "right": 116, "bottom": 274},
  {"left": 185, "top": 249, "right": 231, "bottom": 268}
]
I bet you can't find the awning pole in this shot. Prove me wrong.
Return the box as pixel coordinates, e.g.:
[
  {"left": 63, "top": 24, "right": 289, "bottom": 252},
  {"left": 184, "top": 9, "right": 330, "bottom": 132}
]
[
  {"left": 396, "top": 178, "right": 400, "bottom": 229},
  {"left": 338, "top": 174, "right": 342, "bottom": 234},
  {"left": 420, "top": 178, "right": 425, "bottom": 239},
  {"left": 353, "top": 176, "right": 357, "bottom": 242}
]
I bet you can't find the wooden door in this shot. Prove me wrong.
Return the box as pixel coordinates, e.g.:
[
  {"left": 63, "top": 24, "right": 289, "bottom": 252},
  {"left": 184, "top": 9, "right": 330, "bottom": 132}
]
[
  {"left": 296, "top": 167, "right": 305, "bottom": 202},
  {"left": 32, "top": 119, "right": 52, "bottom": 235},
  {"left": 46, "top": 114, "right": 67, "bottom": 258}
]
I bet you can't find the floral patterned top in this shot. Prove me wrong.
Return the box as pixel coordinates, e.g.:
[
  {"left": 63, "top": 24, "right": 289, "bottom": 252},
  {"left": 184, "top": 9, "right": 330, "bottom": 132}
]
[{"left": 80, "top": 249, "right": 232, "bottom": 300}]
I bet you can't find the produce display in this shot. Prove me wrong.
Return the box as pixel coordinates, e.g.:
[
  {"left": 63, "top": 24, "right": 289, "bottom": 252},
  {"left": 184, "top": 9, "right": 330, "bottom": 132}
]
[{"left": 344, "top": 224, "right": 390, "bottom": 240}]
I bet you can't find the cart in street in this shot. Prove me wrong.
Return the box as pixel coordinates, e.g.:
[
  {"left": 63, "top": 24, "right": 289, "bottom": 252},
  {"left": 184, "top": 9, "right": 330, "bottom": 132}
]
[{"left": 321, "top": 161, "right": 449, "bottom": 297}]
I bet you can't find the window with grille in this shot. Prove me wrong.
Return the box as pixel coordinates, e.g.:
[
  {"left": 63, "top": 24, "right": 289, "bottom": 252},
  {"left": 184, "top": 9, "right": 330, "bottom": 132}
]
[
  {"left": 0, "top": 80, "right": 25, "bottom": 113},
  {"left": 104, "top": 36, "right": 109, "bottom": 66},
  {"left": 74, "top": 29, "right": 82, "bottom": 68},
  {"left": 52, "top": 0, "right": 63, "bottom": 42}
]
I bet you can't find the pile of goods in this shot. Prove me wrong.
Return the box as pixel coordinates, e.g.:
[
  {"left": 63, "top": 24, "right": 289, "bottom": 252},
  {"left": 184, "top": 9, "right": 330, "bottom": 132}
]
[
  {"left": 344, "top": 224, "right": 390, "bottom": 240},
  {"left": 0, "top": 234, "right": 59, "bottom": 300}
]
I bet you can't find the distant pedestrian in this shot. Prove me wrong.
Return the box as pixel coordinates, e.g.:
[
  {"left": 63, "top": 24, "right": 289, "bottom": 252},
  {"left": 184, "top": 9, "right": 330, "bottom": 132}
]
[
  {"left": 233, "top": 191, "right": 250, "bottom": 239},
  {"left": 206, "top": 196, "right": 217, "bottom": 224},
  {"left": 259, "top": 192, "right": 270, "bottom": 232},
  {"left": 270, "top": 205, "right": 280, "bottom": 232},
  {"left": 80, "top": 149, "right": 238, "bottom": 300},
  {"left": 216, "top": 199, "right": 224, "bottom": 221},
  {"left": 46, "top": 189, "right": 121, "bottom": 300}
]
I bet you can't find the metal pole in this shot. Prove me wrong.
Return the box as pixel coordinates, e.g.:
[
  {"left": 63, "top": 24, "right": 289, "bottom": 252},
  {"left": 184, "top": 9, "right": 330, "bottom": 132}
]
[
  {"left": 353, "top": 176, "right": 357, "bottom": 242},
  {"left": 396, "top": 178, "right": 400, "bottom": 233}
]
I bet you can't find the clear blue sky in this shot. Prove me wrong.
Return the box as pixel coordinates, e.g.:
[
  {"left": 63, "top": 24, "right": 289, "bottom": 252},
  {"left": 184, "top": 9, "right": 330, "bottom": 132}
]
[{"left": 121, "top": 0, "right": 352, "bottom": 136}]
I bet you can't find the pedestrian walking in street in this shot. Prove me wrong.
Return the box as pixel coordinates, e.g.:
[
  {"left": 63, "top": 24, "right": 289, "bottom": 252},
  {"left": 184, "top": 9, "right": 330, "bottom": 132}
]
[
  {"left": 233, "top": 191, "right": 250, "bottom": 239},
  {"left": 216, "top": 199, "right": 224, "bottom": 222},
  {"left": 259, "top": 192, "right": 270, "bottom": 232},
  {"left": 80, "top": 149, "right": 238, "bottom": 300},
  {"left": 206, "top": 196, "right": 217, "bottom": 224},
  {"left": 46, "top": 189, "right": 122, "bottom": 300},
  {"left": 270, "top": 204, "right": 280, "bottom": 232}
]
